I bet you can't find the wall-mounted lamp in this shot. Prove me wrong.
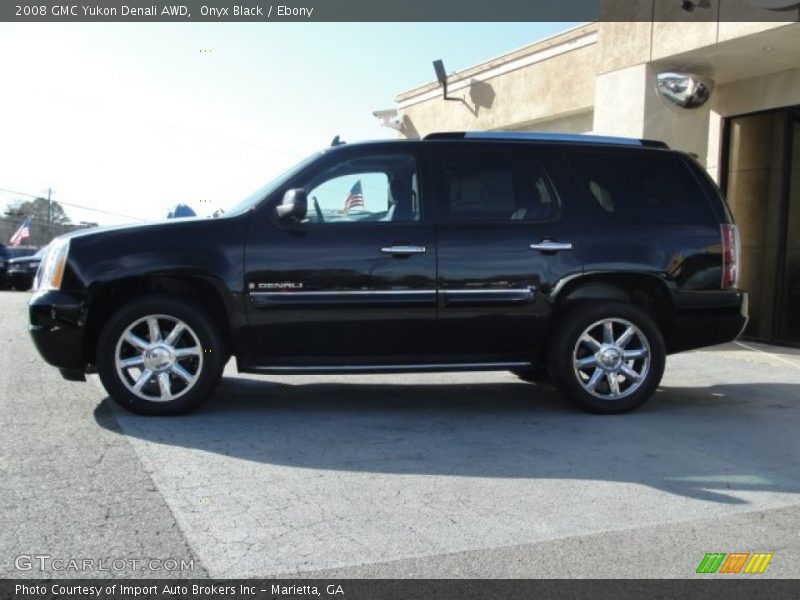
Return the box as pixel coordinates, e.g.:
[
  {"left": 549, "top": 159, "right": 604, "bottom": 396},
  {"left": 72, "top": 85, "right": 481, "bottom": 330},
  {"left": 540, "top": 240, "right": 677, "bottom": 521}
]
[{"left": 433, "top": 59, "right": 461, "bottom": 102}]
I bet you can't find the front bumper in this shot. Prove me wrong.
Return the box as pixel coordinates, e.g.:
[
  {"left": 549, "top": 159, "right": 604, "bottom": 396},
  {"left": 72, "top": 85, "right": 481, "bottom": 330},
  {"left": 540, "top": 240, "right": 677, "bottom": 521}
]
[
  {"left": 28, "top": 290, "right": 88, "bottom": 373},
  {"left": 8, "top": 269, "right": 36, "bottom": 288}
]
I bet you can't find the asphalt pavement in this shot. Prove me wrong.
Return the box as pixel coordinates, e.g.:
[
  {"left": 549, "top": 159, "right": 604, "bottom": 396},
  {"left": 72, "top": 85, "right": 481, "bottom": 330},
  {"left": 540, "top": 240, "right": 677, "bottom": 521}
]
[{"left": 2, "top": 291, "right": 799, "bottom": 578}]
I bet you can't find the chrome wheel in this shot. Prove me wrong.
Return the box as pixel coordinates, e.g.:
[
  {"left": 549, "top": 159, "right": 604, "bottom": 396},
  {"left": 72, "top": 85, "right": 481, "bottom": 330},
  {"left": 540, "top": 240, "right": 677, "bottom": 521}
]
[
  {"left": 572, "top": 318, "right": 651, "bottom": 401},
  {"left": 114, "top": 314, "right": 203, "bottom": 402}
]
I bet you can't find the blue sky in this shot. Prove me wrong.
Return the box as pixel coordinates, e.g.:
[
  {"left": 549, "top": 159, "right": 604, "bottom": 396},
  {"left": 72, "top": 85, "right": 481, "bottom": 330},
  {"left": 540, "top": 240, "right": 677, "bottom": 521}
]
[{"left": 0, "top": 22, "right": 579, "bottom": 224}]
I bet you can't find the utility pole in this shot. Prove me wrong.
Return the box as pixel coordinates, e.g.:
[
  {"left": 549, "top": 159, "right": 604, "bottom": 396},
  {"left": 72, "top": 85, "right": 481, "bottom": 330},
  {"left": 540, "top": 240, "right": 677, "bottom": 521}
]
[{"left": 44, "top": 187, "right": 55, "bottom": 243}]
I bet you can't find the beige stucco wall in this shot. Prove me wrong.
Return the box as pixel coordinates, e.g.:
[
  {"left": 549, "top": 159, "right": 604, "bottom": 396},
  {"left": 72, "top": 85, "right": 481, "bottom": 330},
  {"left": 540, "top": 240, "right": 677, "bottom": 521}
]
[
  {"left": 715, "top": 67, "right": 800, "bottom": 118},
  {"left": 394, "top": 2, "right": 799, "bottom": 159},
  {"left": 593, "top": 64, "right": 649, "bottom": 139},
  {"left": 397, "top": 35, "right": 598, "bottom": 139},
  {"left": 590, "top": 62, "right": 714, "bottom": 161},
  {"left": 596, "top": 0, "right": 798, "bottom": 72},
  {"left": 506, "top": 110, "right": 594, "bottom": 134}
]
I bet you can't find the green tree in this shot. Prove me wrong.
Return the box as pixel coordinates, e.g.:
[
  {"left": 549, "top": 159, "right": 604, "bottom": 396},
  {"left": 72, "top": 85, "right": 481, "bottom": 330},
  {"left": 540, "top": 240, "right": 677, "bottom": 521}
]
[{"left": 5, "top": 197, "right": 71, "bottom": 224}]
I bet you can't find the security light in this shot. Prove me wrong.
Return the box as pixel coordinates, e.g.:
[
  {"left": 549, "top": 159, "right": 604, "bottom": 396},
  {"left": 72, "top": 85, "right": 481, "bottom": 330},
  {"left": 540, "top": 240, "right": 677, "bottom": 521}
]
[
  {"left": 372, "top": 109, "right": 405, "bottom": 132},
  {"left": 432, "top": 59, "right": 460, "bottom": 102}
]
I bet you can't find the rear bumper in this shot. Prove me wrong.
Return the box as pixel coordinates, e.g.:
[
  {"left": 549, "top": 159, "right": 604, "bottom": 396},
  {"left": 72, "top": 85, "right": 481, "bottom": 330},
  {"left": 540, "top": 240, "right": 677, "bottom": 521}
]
[
  {"left": 667, "top": 290, "right": 748, "bottom": 353},
  {"left": 28, "top": 290, "right": 88, "bottom": 373}
]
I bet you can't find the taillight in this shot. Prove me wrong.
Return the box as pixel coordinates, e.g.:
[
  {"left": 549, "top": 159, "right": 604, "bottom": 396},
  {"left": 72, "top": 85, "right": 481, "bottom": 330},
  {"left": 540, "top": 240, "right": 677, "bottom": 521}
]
[{"left": 721, "top": 223, "right": 740, "bottom": 289}]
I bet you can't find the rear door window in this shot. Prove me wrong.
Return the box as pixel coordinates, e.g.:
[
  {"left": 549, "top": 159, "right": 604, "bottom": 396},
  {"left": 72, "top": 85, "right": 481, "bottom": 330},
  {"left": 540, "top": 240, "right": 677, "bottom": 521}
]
[
  {"left": 440, "top": 149, "right": 559, "bottom": 222},
  {"left": 565, "top": 150, "right": 716, "bottom": 224}
]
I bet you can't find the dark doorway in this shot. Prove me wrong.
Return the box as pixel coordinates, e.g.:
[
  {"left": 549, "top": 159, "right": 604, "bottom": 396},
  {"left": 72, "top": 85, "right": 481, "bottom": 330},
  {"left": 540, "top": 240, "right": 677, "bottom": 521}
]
[{"left": 723, "top": 106, "right": 800, "bottom": 346}]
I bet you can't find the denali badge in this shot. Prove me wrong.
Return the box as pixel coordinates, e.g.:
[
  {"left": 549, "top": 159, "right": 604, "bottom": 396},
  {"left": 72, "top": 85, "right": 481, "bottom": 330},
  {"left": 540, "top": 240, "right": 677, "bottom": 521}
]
[{"left": 254, "top": 282, "right": 304, "bottom": 290}]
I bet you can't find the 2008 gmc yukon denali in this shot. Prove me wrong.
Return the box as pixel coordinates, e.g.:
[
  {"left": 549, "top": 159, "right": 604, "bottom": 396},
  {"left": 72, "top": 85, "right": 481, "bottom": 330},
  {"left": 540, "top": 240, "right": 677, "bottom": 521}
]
[{"left": 28, "top": 132, "right": 748, "bottom": 415}]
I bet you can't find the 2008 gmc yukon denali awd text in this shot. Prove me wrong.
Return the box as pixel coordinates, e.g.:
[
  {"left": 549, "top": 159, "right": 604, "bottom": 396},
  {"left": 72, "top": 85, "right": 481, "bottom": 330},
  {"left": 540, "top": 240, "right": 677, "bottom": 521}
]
[{"left": 28, "top": 132, "right": 748, "bottom": 415}]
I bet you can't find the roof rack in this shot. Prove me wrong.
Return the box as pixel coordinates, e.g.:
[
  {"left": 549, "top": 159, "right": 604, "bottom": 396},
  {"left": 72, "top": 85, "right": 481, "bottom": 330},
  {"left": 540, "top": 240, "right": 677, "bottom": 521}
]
[{"left": 423, "top": 131, "right": 668, "bottom": 148}]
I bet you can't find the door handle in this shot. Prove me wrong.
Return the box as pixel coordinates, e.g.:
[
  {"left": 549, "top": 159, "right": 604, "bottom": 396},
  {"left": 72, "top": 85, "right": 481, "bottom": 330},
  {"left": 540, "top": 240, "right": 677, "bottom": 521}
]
[
  {"left": 381, "top": 245, "right": 427, "bottom": 255},
  {"left": 530, "top": 240, "right": 573, "bottom": 252}
]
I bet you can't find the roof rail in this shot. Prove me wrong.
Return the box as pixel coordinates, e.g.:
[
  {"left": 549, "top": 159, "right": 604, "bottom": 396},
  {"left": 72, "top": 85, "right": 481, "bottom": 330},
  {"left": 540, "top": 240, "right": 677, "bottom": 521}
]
[{"left": 423, "top": 131, "right": 668, "bottom": 148}]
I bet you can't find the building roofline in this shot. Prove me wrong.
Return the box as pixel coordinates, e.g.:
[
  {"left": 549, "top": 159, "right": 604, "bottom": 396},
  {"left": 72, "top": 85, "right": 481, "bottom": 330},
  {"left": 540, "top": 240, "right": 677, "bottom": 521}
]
[{"left": 395, "top": 22, "right": 598, "bottom": 106}]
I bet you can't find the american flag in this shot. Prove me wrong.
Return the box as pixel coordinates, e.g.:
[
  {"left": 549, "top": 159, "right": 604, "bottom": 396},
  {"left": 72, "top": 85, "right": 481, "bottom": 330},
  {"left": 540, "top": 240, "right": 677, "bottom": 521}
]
[
  {"left": 9, "top": 217, "right": 31, "bottom": 247},
  {"left": 343, "top": 180, "right": 364, "bottom": 211}
]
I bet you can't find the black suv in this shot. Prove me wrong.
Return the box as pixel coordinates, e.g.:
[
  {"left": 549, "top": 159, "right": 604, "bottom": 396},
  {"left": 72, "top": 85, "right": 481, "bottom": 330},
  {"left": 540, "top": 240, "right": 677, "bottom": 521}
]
[
  {"left": 7, "top": 246, "right": 45, "bottom": 290},
  {"left": 2, "top": 245, "right": 38, "bottom": 290},
  {"left": 28, "top": 132, "right": 747, "bottom": 415}
]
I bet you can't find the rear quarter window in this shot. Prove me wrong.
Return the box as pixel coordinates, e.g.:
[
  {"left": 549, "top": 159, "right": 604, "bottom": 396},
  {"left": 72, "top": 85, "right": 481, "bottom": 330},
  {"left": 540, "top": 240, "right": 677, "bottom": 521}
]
[{"left": 564, "top": 150, "right": 717, "bottom": 224}]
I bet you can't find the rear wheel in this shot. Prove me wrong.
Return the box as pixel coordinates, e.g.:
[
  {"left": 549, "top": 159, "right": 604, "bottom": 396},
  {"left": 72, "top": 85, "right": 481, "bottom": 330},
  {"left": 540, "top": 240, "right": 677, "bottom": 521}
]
[
  {"left": 549, "top": 301, "right": 665, "bottom": 414},
  {"left": 96, "top": 295, "right": 226, "bottom": 415}
]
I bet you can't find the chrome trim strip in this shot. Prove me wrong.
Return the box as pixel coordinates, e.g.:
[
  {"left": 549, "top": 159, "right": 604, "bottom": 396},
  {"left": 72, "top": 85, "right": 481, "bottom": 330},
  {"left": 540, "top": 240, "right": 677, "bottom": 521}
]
[
  {"left": 250, "top": 290, "right": 435, "bottom": 297},
  {"left": 444, "top": 288, "right": 533, "bottom": 295},
  {"left": 249, "top": 288, "right": 534, "bottom": 297},
  {"left": 249, "top": 288, "right": 536, "bottom": 308},
  {"left": 442, "top": 286, "right": 535, "bottom": 306},
  {"left": 248, "top": 289, "right": 437, "bottom": 309}
]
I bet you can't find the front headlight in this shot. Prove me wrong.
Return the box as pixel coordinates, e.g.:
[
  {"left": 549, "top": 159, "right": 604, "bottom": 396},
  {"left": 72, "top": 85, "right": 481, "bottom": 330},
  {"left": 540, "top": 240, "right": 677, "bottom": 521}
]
[{"left": 34, "top": 237, "right": 70, "bottom": 291}]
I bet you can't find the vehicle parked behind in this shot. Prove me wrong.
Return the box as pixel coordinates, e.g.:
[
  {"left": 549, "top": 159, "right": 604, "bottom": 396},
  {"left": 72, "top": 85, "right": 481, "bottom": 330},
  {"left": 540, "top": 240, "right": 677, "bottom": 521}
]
[
  {"left": 1, "top": 245, "right": 38, "bottom": 290},
  {"left": 8, "top": 246, "right": 46, "bottom": 290}
]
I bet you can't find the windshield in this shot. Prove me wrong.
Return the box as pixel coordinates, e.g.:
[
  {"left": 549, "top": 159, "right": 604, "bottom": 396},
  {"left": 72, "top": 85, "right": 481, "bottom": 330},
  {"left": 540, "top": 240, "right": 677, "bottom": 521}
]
[{"left": 222, "top": 151, "right": 323, "bottom": 217}]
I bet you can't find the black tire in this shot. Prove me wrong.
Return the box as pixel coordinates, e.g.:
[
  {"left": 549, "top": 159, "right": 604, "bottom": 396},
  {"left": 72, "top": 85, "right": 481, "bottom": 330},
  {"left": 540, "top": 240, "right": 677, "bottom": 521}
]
[
  {"left": 549, "top": 301, "right": 666, "bottom": 414},
  {"left": 96, "top": 295, "right": 227, "bottom": 415},
  {"left": 511, "top": 367, "right": 550, "bottom": 384}
]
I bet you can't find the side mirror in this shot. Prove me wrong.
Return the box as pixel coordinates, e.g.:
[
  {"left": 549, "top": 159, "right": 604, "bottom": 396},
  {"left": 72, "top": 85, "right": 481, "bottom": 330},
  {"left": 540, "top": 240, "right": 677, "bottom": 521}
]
[{"left": 275, "top": 188, "right": 308, "bottom": 222}]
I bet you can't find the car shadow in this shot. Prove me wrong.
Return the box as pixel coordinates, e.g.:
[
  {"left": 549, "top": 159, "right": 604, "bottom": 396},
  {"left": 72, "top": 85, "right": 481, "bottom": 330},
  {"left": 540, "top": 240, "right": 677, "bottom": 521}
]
[{"left": 94, "top": 376, "right": 800, "bottom": 505}]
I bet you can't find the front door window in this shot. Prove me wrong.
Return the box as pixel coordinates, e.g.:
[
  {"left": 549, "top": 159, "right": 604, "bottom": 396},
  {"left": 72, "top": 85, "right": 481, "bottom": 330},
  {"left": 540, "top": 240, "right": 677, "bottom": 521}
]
[{"left": 303, "top": 154, "right": 420, "bottom": 224}]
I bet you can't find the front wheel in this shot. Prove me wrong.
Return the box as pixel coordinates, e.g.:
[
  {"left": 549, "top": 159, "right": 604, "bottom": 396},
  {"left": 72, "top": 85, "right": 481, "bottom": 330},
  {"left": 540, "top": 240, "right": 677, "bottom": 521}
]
[
  {"left": 549, "top": 302, "right": 666, "bottom": 414},
  {"left": 96, "top": 295, "right": 226, "bottom": 415}
]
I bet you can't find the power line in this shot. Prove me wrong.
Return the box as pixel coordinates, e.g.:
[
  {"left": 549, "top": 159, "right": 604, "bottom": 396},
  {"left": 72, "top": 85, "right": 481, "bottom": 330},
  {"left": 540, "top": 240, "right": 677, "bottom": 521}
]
[
  {"left": 54, "top": 200, "right": 147, "bottom": 222},
  {"left": 0, "top": 187, "right": 147, "bottom": 222},
  {"left": 0, "top": 187, "right": 39, "bottom": 199}
]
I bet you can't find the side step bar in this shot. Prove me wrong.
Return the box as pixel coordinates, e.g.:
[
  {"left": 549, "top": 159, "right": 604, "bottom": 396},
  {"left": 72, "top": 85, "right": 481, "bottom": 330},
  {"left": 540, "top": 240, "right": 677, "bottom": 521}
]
[{"left": 237, "top": 361, "right": 532, "bottom": 376}]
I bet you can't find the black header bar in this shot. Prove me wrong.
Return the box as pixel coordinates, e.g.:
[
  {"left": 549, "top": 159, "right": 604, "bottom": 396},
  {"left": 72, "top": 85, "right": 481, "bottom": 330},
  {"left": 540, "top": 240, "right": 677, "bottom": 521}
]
[
  {"left": 3, "top": 0, "right": 800, "bottom": 22},
  {"left": 4, "top": 579, "right": 800, "bottom": 600}
]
